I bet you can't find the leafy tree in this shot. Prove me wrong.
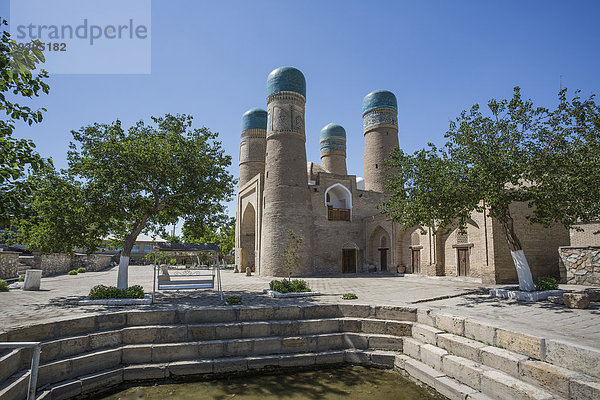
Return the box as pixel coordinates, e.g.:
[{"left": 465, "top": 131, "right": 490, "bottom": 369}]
[
  {"left": 68, "top": 114, "right": 235, "bottom": 288},
  {"left": 384, "top": 87, "right": 599, "bottom": 291},
  {"left": 0, "top": 18, "right": 50, "bottom": 225},
  {"left": 14, "top": 167, "right": 109, "bottom": 253},
  {"left": 182, "top": 215, "right": 235, "bottom": 254}
]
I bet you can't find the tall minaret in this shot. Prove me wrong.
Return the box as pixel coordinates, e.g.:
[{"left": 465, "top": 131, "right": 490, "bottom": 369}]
[
  {"left": 260, "top": 66, "right": 313, "bottom": 276},
  {"left": 362, "top": 90, "right": 399, "bottom": 192},
  {"left": 238, "top": 108, "right": 267, "bottom": 189},
  {"left": 319, "top": 123, "right": 347, "bottom": 175}
]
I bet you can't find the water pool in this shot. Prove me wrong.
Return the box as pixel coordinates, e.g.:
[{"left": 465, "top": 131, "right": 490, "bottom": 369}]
[{"left": 101, "top": 366, "right": 445, "bottom": 399}]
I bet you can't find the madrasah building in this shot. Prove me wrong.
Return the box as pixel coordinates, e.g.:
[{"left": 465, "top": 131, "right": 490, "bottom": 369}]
[{"left": 235, "top": 66, "right": 569, "bottom": 283}]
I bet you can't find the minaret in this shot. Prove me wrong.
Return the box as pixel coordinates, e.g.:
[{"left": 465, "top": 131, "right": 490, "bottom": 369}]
[
  {"left": 260, "top": 66, "right": 313, "bottom": 276},
  {"left": 319, "top": 123, "right": 347, "bottom": 175},
  {"left": 362, "top": 90, "right": 399, "bottom": 192},
  {"left": 238, "top": 108, "right": 267, "bottom": 189}
]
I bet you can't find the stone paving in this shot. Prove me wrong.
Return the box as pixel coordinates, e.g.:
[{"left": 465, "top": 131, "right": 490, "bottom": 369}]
[{"left": 0, "top": 265, "right": 598, "bottom": 348}]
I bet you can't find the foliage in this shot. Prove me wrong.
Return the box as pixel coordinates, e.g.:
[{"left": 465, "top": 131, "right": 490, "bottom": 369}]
[
  {"left": 282, "top": 230, "right": 303, "bottom": 279},
  {"left": 225, "top": 295, "right": 242, "bottom": 305},
  {"left": 0, "top": 18, "right": 51, "bottom": 225},
  {"left": 88, "top": 284, "right": 144, "bottom": 299},
  {"left": 182, "top": 216, "right": 235, "bottom": 254},
  {"left": 18, "top": 275, "right": 24, "bottom": 282},
  {"left": 68, "top": 270, "right": 78, "bottom": 275},
  {"left": 169, "top": 258, "right": 177, "bottom": 265},
  {"left": 342, "top": 293, "right": 357, "bottom": 299},
  {"left": 269, "top": 279, "right": 311, "bottom": 293},
  {"left": 384, "top": 87, "right": 600, "bottom": 287},
  {"left": 164, "top": 234, "right": 182, "bottom": 243},
  {"left": 534, "top": 277, "right": 559, "bottom": 291},
  {"left": 14, "top": 167, "right": 109, "bottom": 253},
  {"left": 0, "top": 279, "right": 8, "bottom": 291},
  {"left": 77, "top": 267, "right": 86, "bottom": 273}
]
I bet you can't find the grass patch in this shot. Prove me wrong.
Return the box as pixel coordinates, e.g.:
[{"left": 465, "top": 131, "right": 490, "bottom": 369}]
[
  {"left": 225, "top": 295, "right": 242, "bottom": 305},
  {"left": 342, "top": 293, "right": 357, "bottom": 300}
]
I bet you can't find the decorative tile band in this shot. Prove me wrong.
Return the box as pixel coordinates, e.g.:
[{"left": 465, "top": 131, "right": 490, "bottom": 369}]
[
  {"left": 241, "top": 128, "right": 267, "bottom": 139},
  {"left": 362, "top": 107, "right": 398, "bottom": 132},
  {"left": 320, "top": 137, "right": 346, "bottom": 154},
  {"left": 267, "top": 90, "right": 306, "bottom": 105}
]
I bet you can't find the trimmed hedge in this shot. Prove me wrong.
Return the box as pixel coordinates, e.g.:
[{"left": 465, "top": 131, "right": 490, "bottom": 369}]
[
  {"left": 88, "top": 284, "right": 145, "bottom": 299},
  {"left": 269, "top": 279, "right": 311, "bottom": 293}
]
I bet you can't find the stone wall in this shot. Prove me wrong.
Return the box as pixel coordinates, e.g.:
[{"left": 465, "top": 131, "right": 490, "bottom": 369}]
[
  {"left": 0, "top": 252, "right": 19, "bottom": 279},
  {"left": 22, "top": 253, "right": 114, "bottom": 277},
  {"left": 559, "top": 246, "right": 600, "bottom": 285}
]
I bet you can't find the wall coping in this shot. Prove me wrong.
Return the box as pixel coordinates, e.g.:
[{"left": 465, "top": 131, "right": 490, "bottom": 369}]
[{"left": 559, "top": 246, "right": 600, "bottom": 250}]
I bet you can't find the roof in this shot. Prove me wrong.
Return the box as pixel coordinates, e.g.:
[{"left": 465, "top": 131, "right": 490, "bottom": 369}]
[
  {"left": 154, "top": 242, "right": 221, "bottom": 252},
  {"left": 266, "top": 66, "right": 306, "bottom": 97},
  {"left": 362, "top": 90, "right": 397, "bottom": 115},
  {"left": 241, "top": 108, "right": 267, "bottom": 132}
]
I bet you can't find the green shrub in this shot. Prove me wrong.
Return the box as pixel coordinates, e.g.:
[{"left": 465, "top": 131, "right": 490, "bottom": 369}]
[
  {"left": 342, "top": 293, "right": 357, "bottom": 299},
  {"left": 269, "top": 279, "right": 311, "bottom": 293},
  {"left": 535, "top": 277, "right": 559, "bottom": 291},
  {"left": 88, "top": 284, "right": 145, "bottom": 299},
  {"left": 0, "top": 279, "right": 8, "bottom": 292},
  {"left": 77, "top": 267, "right": 87, "bottom": 273},
  {"left": 169, "top": 258, "right": 177, "bottom": 265},
  {"left": 18, "top": 275, "right": 25, "bottom": 282},
  {"left": 225, "top": 295, "right": 242, "bottom": 305},
  {"left": 68, "top": 270, "right": 78, "bottom": 275}
]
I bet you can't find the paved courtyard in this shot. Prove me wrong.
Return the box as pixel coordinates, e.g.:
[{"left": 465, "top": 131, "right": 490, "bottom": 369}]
[{"left": 1, "top": 265, "right": 598, "bottom": 348}]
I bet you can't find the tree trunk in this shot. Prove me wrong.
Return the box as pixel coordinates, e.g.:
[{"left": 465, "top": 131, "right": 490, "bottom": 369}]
[
  {"left": 116, "top": 215, "right": 148, "bottom": 289},
  {"left": 494, "top": 206, "right": 535, "bottom": 291}
]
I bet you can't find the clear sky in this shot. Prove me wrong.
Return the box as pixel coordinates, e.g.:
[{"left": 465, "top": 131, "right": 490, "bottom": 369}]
[{"left": 3, "top": 0, "right": 600, "bottom": 223}]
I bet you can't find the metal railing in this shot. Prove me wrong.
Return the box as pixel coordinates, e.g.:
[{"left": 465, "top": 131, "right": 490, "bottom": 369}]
[{"left": 0, "top": 342, "right": 41, "bottom": 400}]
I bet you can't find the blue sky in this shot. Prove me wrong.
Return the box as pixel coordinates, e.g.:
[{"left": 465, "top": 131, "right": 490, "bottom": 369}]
[{"left": 4, "top": 1, "right": 600, "bottom": 224}]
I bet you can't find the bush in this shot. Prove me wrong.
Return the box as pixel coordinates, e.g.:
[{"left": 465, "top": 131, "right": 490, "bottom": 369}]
[
  {"left": 535, "top": 277, "right": 559, "bottom": 291},
  {"left": 68, "top": 270, "right": 78, "bottom": 275},
  {"left": 18, "top": 275, "right": 25, "bottom": 282},
  {"left": 342, "top": 293, "right": 357, "bottom": 299},
  {"left": 169, "top": 258, "right": 177, "bottom": 265},
  {"left": 269, "top": 279, "right": 311, "bottom": 293},
  {"left": 225, "top": 295, "right": 242, "bottom": 305},
  {"left": 88, "top": 284, "right": 145, "bottom": 299},
  {"left": 0, "top": 279, "right": 8, "bottom": 292},
  {"left": 77, "top": 267, "right": 87, "bottom": 273}
]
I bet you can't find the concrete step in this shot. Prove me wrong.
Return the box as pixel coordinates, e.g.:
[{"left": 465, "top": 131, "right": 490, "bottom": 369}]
[
  {"left": 0, "top": 370, "right": 30, "bottom": 400},
  {"left": 400, "top": 336, "right": 567, "bottom": 400},
  {"left": 0, "top": 349, "right": 23, "bottom": 384}
]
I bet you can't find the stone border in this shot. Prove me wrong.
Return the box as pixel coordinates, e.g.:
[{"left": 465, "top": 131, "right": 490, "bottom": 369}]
[
  {"left": 489, "top": 287, "right": 566, "bottom": 302},
  {"left": 262, "top": 289, "right": 321, "bottom": 298},
  {"left": 78, "top": 294, "right": 153, "bottom": 306}
]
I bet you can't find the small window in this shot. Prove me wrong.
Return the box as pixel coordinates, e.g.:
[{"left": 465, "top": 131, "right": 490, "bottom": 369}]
[
  {"left": 266, "top": 171, "right": 269, "bottom": 178},
  {"left": 375, "top": 164, "right": 378, "bottom": 169},
  {"left": 326, "top": 193, "right": 330, "bottom": 202}
]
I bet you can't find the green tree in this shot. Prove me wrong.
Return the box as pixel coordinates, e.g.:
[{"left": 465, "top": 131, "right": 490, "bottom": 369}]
[
  {"left": 182, "top": 215, "right": 235, "bottom": 254},
  {"left": 0, "top": 18, "right": 50, "bottom": 225},
  {"left": 68, "top": 114, "right": 235, "bottom": 288},
  {"left": 384, "top": 87, "right": 599, "bottom": 291},
  {"left": 14, "top": 167, "right": 109, "bottom": 253}
]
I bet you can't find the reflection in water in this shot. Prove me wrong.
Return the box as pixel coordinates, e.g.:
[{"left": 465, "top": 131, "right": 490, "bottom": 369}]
[{"left": 101, "top": 366, "right": 445, "bottom": 400}]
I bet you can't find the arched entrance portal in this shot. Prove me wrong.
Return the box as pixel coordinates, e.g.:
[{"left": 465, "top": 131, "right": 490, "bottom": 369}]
[{"left": 241, "top": 203, "right": 256, "bottom": 271}]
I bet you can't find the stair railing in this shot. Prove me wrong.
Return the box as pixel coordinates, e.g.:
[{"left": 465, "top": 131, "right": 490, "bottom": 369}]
[{"left": 0, "top": 342, "right": 41, "bottom": 400}]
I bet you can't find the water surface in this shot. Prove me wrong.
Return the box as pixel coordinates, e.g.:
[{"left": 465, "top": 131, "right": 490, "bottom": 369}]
[{"left": 102, "top": 366, "right": 445, "bottom": 399}]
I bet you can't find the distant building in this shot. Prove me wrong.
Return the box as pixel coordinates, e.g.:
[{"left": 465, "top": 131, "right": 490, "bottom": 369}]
[{"left": 235, "top": 66, "right": 569, "bottom": 283}]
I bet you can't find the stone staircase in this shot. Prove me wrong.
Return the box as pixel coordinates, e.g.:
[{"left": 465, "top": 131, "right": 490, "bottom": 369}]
[{"left": 0, "top": 304, "right": 598, "bottom": 400}]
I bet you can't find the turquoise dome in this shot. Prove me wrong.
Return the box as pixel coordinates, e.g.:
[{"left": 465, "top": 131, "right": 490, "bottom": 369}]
[
  {"left": 319, "top": 123, "right": 346, "bottom": 141},
  {"left": 241, "top": 108, "right": 267, "bottom": 131},
  {"left": 362, "top": 90, "right": 397, "bottom": 115},
  {"left": 266, "top": 66, "right": 306, "bottom": 97}
]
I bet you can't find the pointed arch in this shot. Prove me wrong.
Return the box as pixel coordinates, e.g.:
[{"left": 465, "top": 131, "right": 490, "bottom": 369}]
[{"left": 324, "top": 183, "right": 352, "bottom": 221}]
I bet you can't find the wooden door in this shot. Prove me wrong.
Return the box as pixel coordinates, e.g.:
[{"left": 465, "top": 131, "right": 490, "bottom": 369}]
[
  {"left": 342, "top": 249, "right": 356, "bottom": 273},
  {"left": 380, "top": 249, "right": 388, "bottom": 271},
  {"left": 457, "top": 248, "right": 469, "bottom": 276},
  {"left": 412, "top": 249, "right": 420, "bottom": 274}
]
